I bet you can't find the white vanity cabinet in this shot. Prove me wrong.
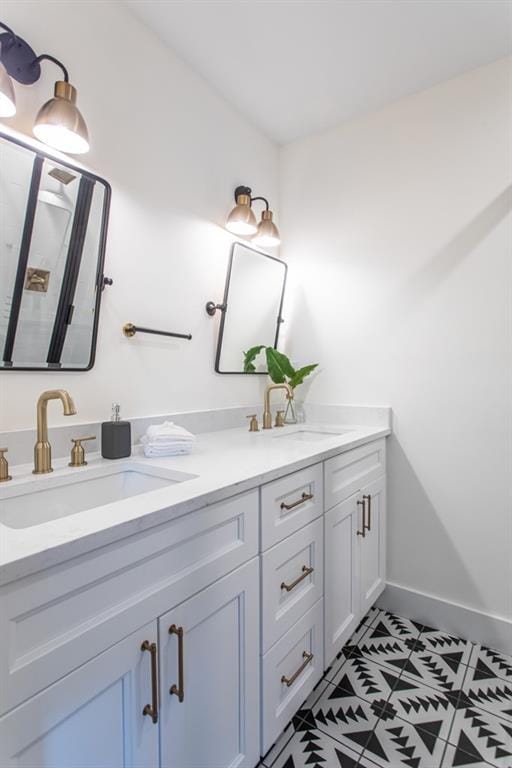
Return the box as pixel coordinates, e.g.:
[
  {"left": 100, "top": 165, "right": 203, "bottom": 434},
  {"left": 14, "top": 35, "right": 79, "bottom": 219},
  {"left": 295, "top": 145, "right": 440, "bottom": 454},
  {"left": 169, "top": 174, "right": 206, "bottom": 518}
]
[
  {"left": 159, "top": 559, "right": 260, "bottom": 768},
  {"left": 0, "top": 433, "right": 388, "bottom": 768},
  {"left": 324, "top": 439, "right": 387, "bottom": 666},
  {"left": 0, "top": 563, "right": 261, "bottom": 768},
  {"left": 324, "top": 494, "right": 360, "bottom": 664},
  {"left": 0, "top": 489, "right": 260, "bottom": 768},
  {"left": 259, "top": 464, "right": 325, "bottom": 754},
  {"left": 0, "top": 620, "right": 160, "bottom": 768},
  {"left": 359, "top": 475, "right": 386, "bottom": 616}
]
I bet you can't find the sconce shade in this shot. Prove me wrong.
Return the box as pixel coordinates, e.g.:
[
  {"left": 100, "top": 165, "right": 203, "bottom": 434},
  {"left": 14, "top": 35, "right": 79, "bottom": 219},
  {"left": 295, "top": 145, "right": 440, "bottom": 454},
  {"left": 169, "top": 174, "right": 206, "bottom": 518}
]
[
  {"left": 253, "top": 209, "right": 280, "bottom": 247},
  {"left": 225, "top": 193, "right": 258, "bottom": 236},
  {"left": 33, "top": 80, "right": 89, "bottom": 154},
  {"left": 0, "top": 60, "right": 16, "bottom": 117}
]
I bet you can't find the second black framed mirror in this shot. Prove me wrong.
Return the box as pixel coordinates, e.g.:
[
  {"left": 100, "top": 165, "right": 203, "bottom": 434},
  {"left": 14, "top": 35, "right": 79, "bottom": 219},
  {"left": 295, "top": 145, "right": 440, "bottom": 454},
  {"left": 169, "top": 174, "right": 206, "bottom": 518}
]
[{"left": 210, "top": 242, "right": 287, "bottom": 374}]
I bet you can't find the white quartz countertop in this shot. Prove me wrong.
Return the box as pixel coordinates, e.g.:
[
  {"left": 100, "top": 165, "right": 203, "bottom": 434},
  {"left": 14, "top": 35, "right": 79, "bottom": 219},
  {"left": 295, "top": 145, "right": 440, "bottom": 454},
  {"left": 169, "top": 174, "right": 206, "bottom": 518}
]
[{"left": 0, "top": 422, "right": 389, "bottom": 584}]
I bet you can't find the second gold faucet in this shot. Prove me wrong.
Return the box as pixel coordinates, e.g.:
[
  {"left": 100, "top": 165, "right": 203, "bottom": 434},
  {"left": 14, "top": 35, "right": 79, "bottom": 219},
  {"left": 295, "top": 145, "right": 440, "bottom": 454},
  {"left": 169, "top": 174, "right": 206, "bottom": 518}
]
[{"left": 262, "top": 383, "right": 293, "bottom": 429}]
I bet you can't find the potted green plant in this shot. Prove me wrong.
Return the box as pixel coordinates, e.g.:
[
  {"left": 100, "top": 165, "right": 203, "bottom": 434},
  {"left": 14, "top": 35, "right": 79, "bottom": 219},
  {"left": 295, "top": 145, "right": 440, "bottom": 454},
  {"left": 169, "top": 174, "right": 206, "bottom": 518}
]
[{"left": 243, "top": 346, "right": 318, "bottom": 423}]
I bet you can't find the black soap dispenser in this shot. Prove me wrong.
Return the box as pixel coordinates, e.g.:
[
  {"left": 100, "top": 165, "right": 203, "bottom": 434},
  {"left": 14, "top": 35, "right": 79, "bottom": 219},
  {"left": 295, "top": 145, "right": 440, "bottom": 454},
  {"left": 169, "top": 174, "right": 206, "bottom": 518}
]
[{"left": 101, "top": 403, "right": 131, "bottom": 459}]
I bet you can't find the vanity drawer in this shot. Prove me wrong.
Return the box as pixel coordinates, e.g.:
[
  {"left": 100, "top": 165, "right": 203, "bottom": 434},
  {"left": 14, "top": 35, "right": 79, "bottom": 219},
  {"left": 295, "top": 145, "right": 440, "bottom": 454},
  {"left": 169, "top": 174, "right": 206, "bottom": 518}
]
[
  {"left": 261, "top": 599, "right": 324, "bottom": 755},
  {"left": 0, "top": 489, "right": 258, "bottom": 715},
  {"left": 261, "top": 463, "right": 323, "bottom": 550},
  {"left": 261, "top": 517, "right": 323, "bottom": 653},
  {"left": 324, "top": 438, "right": 386, "bottom": 511}
]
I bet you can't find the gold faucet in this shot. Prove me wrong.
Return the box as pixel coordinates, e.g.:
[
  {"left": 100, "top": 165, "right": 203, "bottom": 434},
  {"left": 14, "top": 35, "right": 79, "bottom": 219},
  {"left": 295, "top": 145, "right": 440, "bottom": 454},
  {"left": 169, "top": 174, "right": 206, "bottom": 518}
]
[
  {"left": 34, "top": 390, "right": 77, "bottom": 474},
  {"left": 263, "top": 383, "right": 293, "bottom": 429}
]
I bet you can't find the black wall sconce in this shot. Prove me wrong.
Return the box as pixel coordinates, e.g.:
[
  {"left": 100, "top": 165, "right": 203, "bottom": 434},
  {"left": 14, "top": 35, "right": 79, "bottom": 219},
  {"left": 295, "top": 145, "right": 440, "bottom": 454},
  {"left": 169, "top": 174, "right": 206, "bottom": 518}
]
[
  {"left": 0, "top": 21, "right": 89, "bottom": 154},
  {"left": 225, "top": 185, "right": 280, "bottom": 247}
]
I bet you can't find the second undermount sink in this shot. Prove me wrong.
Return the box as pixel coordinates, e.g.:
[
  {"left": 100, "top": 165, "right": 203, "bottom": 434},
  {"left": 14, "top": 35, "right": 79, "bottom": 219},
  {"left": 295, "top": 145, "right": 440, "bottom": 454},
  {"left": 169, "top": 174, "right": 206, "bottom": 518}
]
[
  {"left": 273, "top": 428, "right": 353, "bottom": 442},
  {"left": 0, "top": 463, "right": 197, "bottom": 530}
]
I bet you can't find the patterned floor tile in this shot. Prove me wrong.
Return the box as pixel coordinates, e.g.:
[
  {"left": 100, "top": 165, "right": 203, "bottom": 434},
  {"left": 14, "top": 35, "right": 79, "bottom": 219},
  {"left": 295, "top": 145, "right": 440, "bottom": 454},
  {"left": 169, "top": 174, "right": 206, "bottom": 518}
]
[
  {"left": 326, "top": 623, "right": 376, "bottom": 678},
  {"left": 460, "top": 669, "right": 512, "bottom": 723},
  {"left": 364, "top": 609, "right": 423, "bottom": 641},
  {"left": 441, "top": 741, "right": 495, "bottom": 767},
  {"left": 264, "top": 726, "right": 366, "bottom": 767},
  {"left": 418, "top": 627, "right": 474, "bottom": 665},
  {"left": 400, "top": 648, "right": 467, "bottom": 693},
  {"left": 447, "top": 707, "right": 512, "bottom": 767},
  {"left": 298, "top": 676, "right": 333, "bottom": 714},
  {"left": 342, "top": 634, "right": 416, "bottom": 675},
  {"left": 468, "top": 646, "right": 512, "bottom": 684},
  {"left": 380, "top": 675, "right": 459, "bottom": 743},
  {"left": 323, "top": 655, "right": 408, "bottom": 703},
  {"left": 295, "top": 676, "right": 383, "bottom": 754},
  {"left": 262, "top": 609, "right": 512, "bottom": 768},
  {"left": 360, "top": 715, "right": 449, "bottom": 767}
]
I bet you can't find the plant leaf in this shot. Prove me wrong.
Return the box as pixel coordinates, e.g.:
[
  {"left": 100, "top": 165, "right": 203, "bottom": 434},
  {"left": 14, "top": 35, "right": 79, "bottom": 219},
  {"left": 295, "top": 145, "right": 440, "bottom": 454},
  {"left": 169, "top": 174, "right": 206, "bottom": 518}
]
[
  {"left": 265, "top": 347, "right": 295, "bottom": 383},
  {"left": 243, "top": 345, "right": 265, "bottom": 373},
  {"left": 288, "top": 364, "right": 318, "bottom": 389}
]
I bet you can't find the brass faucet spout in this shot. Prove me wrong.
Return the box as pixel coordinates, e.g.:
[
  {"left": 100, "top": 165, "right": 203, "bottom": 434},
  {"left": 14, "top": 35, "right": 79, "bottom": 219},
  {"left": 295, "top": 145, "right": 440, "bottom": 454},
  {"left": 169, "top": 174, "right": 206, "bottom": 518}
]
[
  {"left": 34, "top": 390, "right": 77, "bottom": 474},
  {"left": 263, "top": 383, "right": 293, "bottom": 430}
]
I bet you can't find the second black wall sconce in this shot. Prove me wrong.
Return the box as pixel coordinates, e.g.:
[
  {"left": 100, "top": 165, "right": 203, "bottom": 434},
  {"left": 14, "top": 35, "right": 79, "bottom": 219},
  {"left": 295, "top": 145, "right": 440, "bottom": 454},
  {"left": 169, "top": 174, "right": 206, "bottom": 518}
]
[{"left": 225, "top": 185, "right": 280, "bottom": 247}]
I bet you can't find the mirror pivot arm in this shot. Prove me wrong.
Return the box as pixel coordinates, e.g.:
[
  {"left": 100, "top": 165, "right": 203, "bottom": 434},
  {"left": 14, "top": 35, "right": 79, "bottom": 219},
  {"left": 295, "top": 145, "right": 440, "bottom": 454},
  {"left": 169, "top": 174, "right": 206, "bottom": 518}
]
[{"left": 205, "top": 301, "right": 226, "bottom": 317}]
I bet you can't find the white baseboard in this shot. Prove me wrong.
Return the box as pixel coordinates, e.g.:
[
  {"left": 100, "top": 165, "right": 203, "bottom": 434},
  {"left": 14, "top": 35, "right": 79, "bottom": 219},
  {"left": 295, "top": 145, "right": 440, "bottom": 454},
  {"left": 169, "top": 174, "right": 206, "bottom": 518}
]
[{"left": 377, "top": 582, "right": 512, "bottom": 656}]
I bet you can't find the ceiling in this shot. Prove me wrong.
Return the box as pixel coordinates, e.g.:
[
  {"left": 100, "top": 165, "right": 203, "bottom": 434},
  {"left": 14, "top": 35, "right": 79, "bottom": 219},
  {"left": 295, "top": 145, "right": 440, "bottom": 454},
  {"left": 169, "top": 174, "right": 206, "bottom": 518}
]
[{"left": 126, "top": 0, "right": 511, "bottom": 144}]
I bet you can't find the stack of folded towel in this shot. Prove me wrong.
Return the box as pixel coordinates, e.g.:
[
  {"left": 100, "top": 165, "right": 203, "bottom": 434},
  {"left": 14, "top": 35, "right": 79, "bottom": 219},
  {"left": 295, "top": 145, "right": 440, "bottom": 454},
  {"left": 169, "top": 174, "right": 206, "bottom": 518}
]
[{"left": 141, "top": 421, "right": 196, "bottom": 458}]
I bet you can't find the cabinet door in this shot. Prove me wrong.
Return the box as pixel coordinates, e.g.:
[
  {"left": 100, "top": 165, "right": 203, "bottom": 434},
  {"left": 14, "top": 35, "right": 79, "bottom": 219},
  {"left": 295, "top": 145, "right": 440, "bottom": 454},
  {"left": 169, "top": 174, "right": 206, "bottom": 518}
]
[
  {"left": 159, "top": 558, "right": 259, "bottom": 768},
  {"left": 0, "top": 621, "right": 159, "bottom": 768},
  {"left": 324, "top": 494, "right": 360, "bottom": 667},
  {"left": 359, "top": 475, "right": 386, "bottom": 616}
]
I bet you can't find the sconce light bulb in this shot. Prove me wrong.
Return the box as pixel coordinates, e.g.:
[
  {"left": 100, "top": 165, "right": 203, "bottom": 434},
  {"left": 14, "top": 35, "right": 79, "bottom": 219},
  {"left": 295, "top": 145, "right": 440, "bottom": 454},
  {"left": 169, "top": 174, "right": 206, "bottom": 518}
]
[
  {"left": 0, "top": 60, "right": 16, "bottom": 117},
  {"left": 225, "top": 193, "right": 258, "bottom": 236},
  {"left": 253, "top": 209, "right": 280, "bottom": 247},
  {"left": 33, "top": 81, "right": 89, "bottom": 154}
]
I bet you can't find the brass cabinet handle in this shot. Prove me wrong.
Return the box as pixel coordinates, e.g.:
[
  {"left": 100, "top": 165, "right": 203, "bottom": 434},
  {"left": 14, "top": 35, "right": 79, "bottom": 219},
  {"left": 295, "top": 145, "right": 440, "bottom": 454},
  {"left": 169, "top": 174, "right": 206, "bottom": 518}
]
[
  {"left": 357, "top": 499, "right": 366, "bottom": 537},
  {"left": 169, "top": 624, "right": 185, "bottom": 702},
  {"left": 280, "top": 491, "right": 313, "bottom": 511},
  {"left": 141, "top": 640, "right": 158, "bottom": 724},
  {"left": 281, "top": 565, "right": 314, "bottom": 592},
  {"left": 363, "top": 494, "right": 372, "bottom": 531},
  {"left": 281, "top": 651, "right": 314, "bottom": 687}
]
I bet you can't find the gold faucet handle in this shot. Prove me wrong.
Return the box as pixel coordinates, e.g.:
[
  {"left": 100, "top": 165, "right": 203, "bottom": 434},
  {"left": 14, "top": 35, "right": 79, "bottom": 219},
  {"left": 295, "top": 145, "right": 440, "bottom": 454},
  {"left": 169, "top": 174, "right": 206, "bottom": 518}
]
[
  {"left": 69, "top": 436, "right": 96, "bottom": 467},
  {"left": 0, "top": 448, "right": 11, "bottom": 482},
  {"left": 246, "top": 415, "right": 259, "bottom": 432},
  {"left": 275, "top": 410, "right": 285, "bottom": 428}
]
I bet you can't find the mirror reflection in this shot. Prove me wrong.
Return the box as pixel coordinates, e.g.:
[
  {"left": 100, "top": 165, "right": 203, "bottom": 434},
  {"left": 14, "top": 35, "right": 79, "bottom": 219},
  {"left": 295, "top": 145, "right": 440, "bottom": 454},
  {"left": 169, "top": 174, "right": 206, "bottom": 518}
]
[
  {"left": 0, "top": 132, "right": 110, "bottom": 371},
  {"left": 215, "top": 242, "right": 287, "bottom": 373}
]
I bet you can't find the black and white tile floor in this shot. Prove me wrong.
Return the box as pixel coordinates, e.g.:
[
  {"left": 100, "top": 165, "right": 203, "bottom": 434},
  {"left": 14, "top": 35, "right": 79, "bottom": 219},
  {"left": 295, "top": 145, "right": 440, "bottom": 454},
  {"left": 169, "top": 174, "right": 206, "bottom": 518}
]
[{"left": 259, "top": 608, "right": 512, "bottom": 768}]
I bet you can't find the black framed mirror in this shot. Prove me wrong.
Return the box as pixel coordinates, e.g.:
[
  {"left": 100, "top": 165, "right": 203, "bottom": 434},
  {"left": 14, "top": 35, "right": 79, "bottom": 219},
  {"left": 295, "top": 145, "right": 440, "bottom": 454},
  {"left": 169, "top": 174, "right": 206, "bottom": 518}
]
[
  {"left": 0, "top": 130, "right": 111, "bottom": 371},
  {"left": 213, "top": 242, "right": 287, "bottom": 374}
]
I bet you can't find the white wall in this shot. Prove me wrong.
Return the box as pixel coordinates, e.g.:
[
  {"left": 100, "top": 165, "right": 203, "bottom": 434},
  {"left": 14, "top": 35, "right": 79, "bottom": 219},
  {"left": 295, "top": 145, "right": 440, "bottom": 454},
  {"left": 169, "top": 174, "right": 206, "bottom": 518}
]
[
  {"left": 0, "top": 0, "right": 278, "bottom": 431},
  {"left": 282, "top": 58, "right": 512, "bottom": 621}
]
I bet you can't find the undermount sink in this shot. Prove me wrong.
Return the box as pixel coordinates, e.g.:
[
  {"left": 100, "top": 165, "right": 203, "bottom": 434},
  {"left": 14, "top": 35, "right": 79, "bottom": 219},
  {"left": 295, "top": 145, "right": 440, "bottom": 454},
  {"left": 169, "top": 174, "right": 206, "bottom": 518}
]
[
  {"left": 273, "top": 428, "right": 353, "bottom": 442},
  {"left": 0, "top": 463, "right": 196, "bottom": 530}
]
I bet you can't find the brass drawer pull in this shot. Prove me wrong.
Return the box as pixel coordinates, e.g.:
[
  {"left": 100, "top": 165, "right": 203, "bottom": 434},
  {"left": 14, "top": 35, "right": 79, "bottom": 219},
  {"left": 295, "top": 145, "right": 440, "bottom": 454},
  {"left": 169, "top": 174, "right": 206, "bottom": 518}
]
[
  {"left": 357, "top": 498, "right": 365, "bottom": 537},
  {"left": 363, "top": 494, "right": 372, "bottom": 531},
  {"left": 141, "top": 640, "right": 158, "bottom": 724},
  {"left": 281, "top": 565, "right": 314, "bottom": 592},
  {"left": 169, "top": 624, "right": 185, "bottom": 702},
  {"left": 280, "top": 491, "right": 313, "bottom": 511},
  {"left": 281, "top": 651, "right": 314, "bottom": 687}
]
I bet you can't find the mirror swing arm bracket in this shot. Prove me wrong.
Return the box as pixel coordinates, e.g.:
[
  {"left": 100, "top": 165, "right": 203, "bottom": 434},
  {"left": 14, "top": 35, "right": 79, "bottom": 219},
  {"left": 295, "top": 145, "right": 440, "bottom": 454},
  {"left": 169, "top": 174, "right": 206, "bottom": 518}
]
[{"left": 205, "top": 301, "right": 226, "bottom": 317}]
